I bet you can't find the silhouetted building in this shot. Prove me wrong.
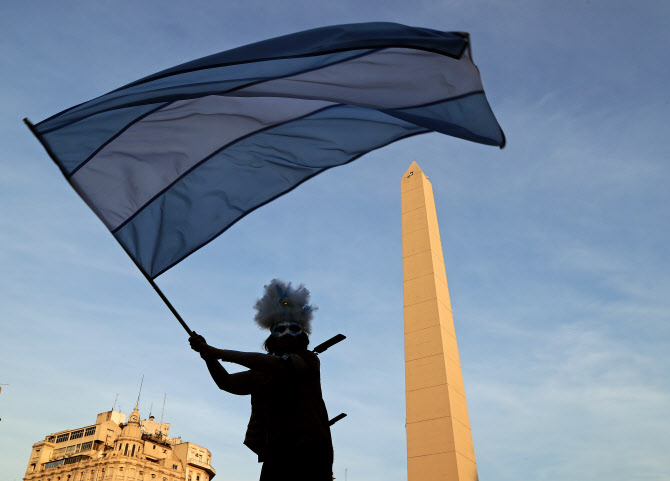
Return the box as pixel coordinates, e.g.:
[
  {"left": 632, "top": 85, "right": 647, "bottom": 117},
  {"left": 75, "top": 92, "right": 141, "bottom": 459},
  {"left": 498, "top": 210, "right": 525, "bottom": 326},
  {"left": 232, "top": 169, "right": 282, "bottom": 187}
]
[{"left": 23, "top": 406, "right": 215, "bottom": 481}]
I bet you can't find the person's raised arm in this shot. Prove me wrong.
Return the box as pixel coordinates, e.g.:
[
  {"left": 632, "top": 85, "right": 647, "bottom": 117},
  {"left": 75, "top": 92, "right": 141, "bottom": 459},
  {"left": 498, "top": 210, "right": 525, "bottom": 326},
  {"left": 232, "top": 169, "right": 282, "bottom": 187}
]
[
  {"left": 202, "top": 355, "right": 254, "bottom": 395},
  {"left": 207, "top": 347, "right": 292, "bottom": 374},
  {"left": 190, "top": 333, "right": 256, "bottom": 394},
  {"left": 190, "top": 332, "right": 306, "bottom": 376}
]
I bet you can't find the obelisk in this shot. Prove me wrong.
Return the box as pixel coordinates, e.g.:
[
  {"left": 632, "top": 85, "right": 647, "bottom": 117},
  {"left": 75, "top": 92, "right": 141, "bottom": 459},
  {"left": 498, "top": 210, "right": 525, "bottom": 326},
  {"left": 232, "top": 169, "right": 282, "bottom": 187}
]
[{"left": 401, "top": 162, "right": 478, "bottom": 481}]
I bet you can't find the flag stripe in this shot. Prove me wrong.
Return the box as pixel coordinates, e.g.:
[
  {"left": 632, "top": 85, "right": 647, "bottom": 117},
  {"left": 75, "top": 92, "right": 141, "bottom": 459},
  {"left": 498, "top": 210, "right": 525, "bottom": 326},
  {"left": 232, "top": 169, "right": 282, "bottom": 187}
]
[
  {"left": 41, "top": 103, "right": 167, "bottom": 176},
  {"left": 67, "top": 47, "right": 483, "bottom": 231},
  {"left": 383, "top": 91, "right": 506, "bottom": 147},
  {"left": 238, "top": 47, "right": 482, "bottom": 109},
  {"left": 109, "top": 91, "right": 491, "bottom": 244},
  {"left": 68, "top": 103, "right": 171, "bottom": 178},
  {"left": 37, "top": 49, "right": 375, "bottom": 135},
  {"left": 107, "top": 23, "right": 468, "bottom": 94},
  {"left": 71, "top": 96, "right": 336, "bottom": 230},
  {"left": 37, "top": 49, "right": 378, "bottom": 177},
  {"left": 38, "top": 42, "right": 474, "bottom": 137},
  {"left": 53, "top": 46, "right": 479, "bottom": 181},
  {"left": 113, "top": 105, "right": 429, "bottom": 278}
]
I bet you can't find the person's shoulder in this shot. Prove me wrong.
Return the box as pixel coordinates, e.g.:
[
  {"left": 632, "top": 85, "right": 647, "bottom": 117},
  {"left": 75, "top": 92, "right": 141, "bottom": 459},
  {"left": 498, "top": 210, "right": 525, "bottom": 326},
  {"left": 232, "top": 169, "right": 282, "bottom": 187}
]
[{"left": 292, "top": 349, "right": 320, "bottom": 370}]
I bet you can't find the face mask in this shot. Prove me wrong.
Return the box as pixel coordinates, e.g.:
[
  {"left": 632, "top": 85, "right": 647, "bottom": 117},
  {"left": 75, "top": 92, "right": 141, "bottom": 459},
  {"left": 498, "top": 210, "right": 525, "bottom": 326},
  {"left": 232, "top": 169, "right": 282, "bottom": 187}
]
[{"left": 271, "top": 321, "right": 303, "bottom": 337}]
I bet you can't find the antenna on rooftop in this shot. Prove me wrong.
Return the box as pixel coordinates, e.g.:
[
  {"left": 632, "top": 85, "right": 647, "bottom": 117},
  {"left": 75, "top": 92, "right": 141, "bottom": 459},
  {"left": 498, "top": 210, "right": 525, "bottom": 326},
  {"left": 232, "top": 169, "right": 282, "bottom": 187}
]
[
  {"left": 149, "top": 402, "right": 154, "bottom": 418},
  {"left": 136, "top": 374, "right": 144, "bottom": 409},
  {"left": 111, "top": 393, "right": 119, "bottom": 412},
  {"left": 160, "top": 393, "right": 167, "bottom": 424}
]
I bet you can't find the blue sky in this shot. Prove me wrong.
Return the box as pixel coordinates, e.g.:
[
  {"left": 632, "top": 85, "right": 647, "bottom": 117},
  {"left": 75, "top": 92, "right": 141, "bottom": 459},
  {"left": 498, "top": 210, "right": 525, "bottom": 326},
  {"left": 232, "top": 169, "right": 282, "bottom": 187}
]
[{"left": 1, "top": 1, "right": 669, "bottom": 480}]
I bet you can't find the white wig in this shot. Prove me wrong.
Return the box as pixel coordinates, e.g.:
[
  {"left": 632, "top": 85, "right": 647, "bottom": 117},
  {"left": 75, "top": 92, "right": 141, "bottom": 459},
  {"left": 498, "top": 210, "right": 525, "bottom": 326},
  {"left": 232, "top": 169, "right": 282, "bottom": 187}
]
[{"left": 253, "top": 279, "right": 316, "bottom": 334}]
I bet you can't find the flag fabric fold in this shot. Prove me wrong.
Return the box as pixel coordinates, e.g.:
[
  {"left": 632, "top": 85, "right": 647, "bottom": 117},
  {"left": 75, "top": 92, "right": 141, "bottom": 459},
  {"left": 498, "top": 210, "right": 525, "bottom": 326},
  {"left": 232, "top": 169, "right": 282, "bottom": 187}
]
[{"left": 29, "top": 22, "right": 505, "bottom": 279}]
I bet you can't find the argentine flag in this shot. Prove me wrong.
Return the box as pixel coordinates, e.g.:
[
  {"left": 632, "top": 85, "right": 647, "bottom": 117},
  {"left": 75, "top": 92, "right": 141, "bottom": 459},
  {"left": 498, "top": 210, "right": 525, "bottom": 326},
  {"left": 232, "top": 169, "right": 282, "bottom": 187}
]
[{"left": 27, "top": 22, "right": 505, "bottom": 279}]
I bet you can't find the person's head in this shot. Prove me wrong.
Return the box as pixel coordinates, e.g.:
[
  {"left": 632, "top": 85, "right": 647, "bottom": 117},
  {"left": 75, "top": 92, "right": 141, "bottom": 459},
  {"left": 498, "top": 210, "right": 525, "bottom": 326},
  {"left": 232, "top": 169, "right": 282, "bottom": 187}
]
[
  {"left": 263, "top": 329, "right": 309, "bottom": 355},
  {"left": 253, "top": 279, "right": 316, "bottom": 354}
]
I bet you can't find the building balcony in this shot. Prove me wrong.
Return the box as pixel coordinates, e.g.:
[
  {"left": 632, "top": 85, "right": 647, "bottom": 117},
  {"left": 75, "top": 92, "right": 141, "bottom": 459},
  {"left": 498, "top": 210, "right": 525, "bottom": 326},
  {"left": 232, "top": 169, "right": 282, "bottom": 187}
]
[{"left": 186, "top": 457, "right": 216, "bottom": 477}]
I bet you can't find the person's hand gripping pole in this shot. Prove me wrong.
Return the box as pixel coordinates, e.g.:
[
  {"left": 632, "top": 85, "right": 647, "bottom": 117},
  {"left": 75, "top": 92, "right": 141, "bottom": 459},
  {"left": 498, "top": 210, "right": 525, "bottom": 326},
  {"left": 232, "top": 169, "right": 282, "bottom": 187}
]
[{"left": 189, "top": 332, "right": 218, "bottom": 360}]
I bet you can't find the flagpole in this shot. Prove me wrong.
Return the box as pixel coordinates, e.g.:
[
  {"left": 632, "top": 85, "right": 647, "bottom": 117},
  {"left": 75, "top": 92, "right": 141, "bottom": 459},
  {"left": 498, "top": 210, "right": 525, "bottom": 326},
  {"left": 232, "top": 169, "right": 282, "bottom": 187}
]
[
  {"left": 145, "top": 275, "right": 193, "bottom": 336},
  {"left": 23, "top": 117, "right": 194, "bottom": 338},
  {"left": 105, "top": 232, "right": 194, "bottom": 336}
]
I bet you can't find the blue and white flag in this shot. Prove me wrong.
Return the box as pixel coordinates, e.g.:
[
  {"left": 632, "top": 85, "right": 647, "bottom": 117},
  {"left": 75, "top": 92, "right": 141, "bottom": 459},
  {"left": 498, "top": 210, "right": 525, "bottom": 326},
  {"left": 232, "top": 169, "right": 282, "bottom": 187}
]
[{"left": 28, "top": 22, "right": 505, "bottom": 279}]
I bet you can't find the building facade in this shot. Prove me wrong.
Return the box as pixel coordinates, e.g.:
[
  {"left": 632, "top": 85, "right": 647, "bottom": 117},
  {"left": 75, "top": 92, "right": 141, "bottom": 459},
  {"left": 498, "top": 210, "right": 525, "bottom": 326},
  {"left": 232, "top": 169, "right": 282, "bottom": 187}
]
[{"left": 23, "top": 407, "right": 215, "bottom": 481}]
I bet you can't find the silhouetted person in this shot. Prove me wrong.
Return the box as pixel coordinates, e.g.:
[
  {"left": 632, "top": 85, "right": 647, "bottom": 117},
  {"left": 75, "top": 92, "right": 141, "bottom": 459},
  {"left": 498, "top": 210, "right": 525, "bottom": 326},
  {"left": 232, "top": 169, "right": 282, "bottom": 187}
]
[{"left": 189, "top": 279, "right": 333, "bottom": 481}]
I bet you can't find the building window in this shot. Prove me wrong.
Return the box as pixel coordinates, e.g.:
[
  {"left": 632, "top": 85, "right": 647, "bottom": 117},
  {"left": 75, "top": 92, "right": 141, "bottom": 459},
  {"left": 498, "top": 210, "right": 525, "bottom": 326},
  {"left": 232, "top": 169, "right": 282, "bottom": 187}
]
[
  {"left": 48, "top": 436, "right": 56, "bottom": 443},
  {"left": 124, "top": 444, "right": 129, "bottom": 456},
  {"left": 64, "top": 456, "right": 84, "bottom": 466},
  {"left": 84, "top": 426, "right": 96, "bottom": 436},
  {"left": 56, "top": 433, "right": 70, "bottom": 443},
  {"left": 70, "top": 429, "right": 85, "bottom": 440},
  {"left": 131, "top": 445, "right": 136, "bottom": 457},
  {"left": 45, "top": 460, "right": 65, "bottom": 469},
  {"left": 119, "top": 467, "right": 123, "bottom": 471},
  {"left": 172, "top": 465, "right": 178, "bottom": 470}
]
